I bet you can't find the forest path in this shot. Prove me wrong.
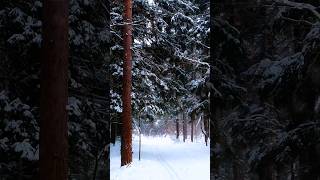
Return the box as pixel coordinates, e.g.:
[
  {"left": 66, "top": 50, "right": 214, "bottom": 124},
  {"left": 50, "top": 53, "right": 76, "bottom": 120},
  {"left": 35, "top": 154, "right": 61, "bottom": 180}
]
[{"left": 110, "top": 135, "right": 210, "bottom": 180}]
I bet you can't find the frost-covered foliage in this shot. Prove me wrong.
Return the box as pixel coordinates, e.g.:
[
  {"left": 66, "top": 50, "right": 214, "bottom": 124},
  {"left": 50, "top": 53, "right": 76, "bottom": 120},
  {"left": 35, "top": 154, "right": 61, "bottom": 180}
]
[
  {"left": 110, "top": 0, "right": 209, "bottom": 128},
  {"left": 212, "top": 1, "right": 320, "bottom": 179},
  {"left": 0, "top": 0, "right": 110, "bottom": 179},
  {"left": 0, "top": 91, "right": 39, "bottom": 178},
  {"left": 0, "top": 1, "right": 41, "bottom": 178},
  {"left": 210, "top": 0, "right": 320, "bottom": 180},
  {"left": 67, "top": 1, "right": 110, "bottom": 178}
]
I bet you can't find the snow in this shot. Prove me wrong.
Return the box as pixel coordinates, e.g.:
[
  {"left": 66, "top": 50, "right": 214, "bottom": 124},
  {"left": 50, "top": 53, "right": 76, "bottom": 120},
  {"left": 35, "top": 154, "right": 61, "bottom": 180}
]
[
  {"left": 67, "top": 97, "right": 82, "bottom": 116},
  {"left": 13, "top": 139, "right": 38, "bottom": 160},
  {"left": 111, "top": 135, "right": 210, "bottom": 180}
]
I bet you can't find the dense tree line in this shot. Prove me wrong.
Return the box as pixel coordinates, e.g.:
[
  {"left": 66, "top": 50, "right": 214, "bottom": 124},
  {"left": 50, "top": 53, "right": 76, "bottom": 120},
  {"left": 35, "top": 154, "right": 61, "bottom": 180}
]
[
  {"left": 0, "top": 0, "right": 110, "bottom": 179},
  {"left": 212, "top": 0, "right": 320, "bottom": 179}
]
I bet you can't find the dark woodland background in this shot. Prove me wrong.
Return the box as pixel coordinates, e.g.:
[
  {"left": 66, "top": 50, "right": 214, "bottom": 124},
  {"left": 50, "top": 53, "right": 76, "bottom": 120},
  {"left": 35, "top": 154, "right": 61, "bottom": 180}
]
[
  {"left": 0, "top": 0, "right": 110, "bottom": 179},
  {"left": 212, "top": 0, "right": 320, "bottom": 179}
]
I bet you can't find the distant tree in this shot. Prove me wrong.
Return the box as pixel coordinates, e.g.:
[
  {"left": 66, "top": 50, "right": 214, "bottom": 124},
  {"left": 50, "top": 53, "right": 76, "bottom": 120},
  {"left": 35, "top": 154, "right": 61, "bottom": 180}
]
[
  {"left": 183, "top": 113, "right": 187, "bottom": 142},
  {"left": 190, "top": 112, "right": 195, "bottom": 142},
  {"left": 176, "top": 119, "right": 180, "bottom": 139}
]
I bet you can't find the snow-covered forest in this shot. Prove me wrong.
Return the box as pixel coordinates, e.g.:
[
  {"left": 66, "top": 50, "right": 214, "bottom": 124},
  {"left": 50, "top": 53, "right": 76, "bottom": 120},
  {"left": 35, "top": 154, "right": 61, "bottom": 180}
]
[
  {"left": 110, "top": 0, "right": 210, "bottom": 138},
  {"left": 110, "top": 0, "right": 210, "bottom": 179},
  {"left": 212, "top": 0, "right": 320, "bottom": 179},
  {"left": 1, "top": 0, "right": 320, "bottom": 179},
  {"left": 0, "top": 0, "right": 210, "bottom": 179},
  {"left": 1, "top": 0, "right": 110, "bottom": 179}
]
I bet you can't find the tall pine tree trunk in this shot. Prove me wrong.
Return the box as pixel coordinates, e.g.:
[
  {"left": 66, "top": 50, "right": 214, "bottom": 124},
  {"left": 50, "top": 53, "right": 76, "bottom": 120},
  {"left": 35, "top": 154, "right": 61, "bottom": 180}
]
[
  {"left": 121, "top": 0, "right": 133, "bottom": 166},
  {"left": 40, "top": 0, "right": 69, "bottom": 179}
]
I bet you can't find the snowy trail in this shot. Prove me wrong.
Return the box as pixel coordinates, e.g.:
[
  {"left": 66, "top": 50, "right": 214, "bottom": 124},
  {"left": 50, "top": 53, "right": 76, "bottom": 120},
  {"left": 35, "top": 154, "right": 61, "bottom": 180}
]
[
  {"left": 110, "top": 135, "right": 210, "bottom": 180},
  {"left": 152, "top": 145, "right": 182, "bottom": 180}
]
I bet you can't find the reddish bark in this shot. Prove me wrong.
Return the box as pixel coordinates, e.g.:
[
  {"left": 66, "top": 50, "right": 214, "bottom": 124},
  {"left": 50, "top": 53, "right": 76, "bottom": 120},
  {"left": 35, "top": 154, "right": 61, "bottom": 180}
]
[
  {"left": 121, "top": 0, "right": 133, "bottom": 166},
  {"left": 40, "top": 0, "right": 69, "bottom": 179}
]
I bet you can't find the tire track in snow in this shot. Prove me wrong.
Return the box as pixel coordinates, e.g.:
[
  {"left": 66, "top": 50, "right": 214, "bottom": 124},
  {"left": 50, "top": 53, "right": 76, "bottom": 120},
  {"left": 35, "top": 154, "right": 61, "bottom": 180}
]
[
  {"left": 157, "top": 152, "right": 182, "bottom": 180},
  {"left": 152, "top": 145, "right": 182, "bottom": 180}
]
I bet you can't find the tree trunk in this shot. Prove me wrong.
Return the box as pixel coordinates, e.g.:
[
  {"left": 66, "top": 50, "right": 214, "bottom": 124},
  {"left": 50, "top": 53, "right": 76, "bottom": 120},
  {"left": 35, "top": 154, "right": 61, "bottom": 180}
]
[
  {"left": 203, "top": 115, "right": 208, "bottom": 146},
  {"left": 121, "top": 0, "right": 133, "bottom": 166},
  {"left": 40, "top": 0, "right": 69, "bottom": 179},
  {"left": 138, "top": 115, "right": 141, "bottom": 161},
  {"left": 212, "top": 105, "right": 222, "bottom": 179},
  {"left": 176, "top": 119, "right": 179, "bottom": 139},
  {"left": 232, "top": 160, "right": 243, "bottom": 180},
  {"left": 183, "top": 113, "right": 187, "bottom": 142},
  {"left": 291, "top": 162, "right": 296, "bottom": 180},
  {"left": 111, "top": 122, "right": 117, "bottom": 145},
  {"left": 92, "top": 155, "right": 99, "bottom": 180},
  {"left": 258, "top": 160, "right": 275, "bottom": 180},
  {"left": 191, "top": 112, "right": 195, "bottom": 142},
  {"left": 298, "top": 149, "right": 318, "bottom": 180}
]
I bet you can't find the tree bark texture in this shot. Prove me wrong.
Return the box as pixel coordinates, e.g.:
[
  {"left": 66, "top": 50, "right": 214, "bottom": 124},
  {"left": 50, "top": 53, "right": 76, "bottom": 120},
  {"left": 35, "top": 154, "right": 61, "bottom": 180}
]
[
  {"left": 121, "top": 0, "right": 133, "bottom": 166},
  {"left": 40, "top": 0, "right": 69, "bottom": 179}
]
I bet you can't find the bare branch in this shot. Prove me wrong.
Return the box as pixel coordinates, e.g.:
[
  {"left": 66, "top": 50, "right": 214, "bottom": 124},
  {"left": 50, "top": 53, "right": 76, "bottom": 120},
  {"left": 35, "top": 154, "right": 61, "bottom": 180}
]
[{"left": 280, "top": 14, "right": 314, "bottom": 25}]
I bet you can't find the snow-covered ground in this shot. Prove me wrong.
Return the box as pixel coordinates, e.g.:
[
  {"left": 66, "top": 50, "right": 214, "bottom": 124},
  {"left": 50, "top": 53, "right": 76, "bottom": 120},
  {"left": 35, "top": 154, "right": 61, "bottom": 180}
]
[{"left": 110, "top": 135, "right": 210, "bottom": 180}]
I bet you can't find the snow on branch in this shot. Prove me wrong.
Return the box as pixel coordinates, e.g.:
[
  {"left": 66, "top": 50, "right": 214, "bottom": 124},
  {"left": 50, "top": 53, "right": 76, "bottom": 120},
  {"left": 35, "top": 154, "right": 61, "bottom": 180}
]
[{"left": 176, "top": 53, "right": 210, "bottom": 67}]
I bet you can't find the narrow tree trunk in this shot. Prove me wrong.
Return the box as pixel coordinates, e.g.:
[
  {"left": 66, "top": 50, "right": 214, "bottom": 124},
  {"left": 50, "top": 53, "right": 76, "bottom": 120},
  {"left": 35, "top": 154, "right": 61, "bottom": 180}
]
[
  {"left": 40, "top": 0, "right": 69, "bottom": 179},
  {"left": 183, "top": 113, "right": 187, "bottom": 142},
  {"left": 111, "top": 122, "right": 117, "bottom": 145},
  {"left": 138, "top": 115, "right": 141, "bottom": 161},
  {"left": 191, "top": 112, "right": 195, "bottom": 142},
  {"left": 176, "top": 119, "right": 179, "bottom": 139},
  {"left": 258, "top": 160, "right": 275, "bottom": 180},
  {"left": 291, "top": 162, "right": 296, "bottom": 180},
  {"left": 212, "top": 106, "right": 222, "bottom": 179},
  {"left": 92, "top": 155, "right": 99, "bottom": 180},
  {"left": 121, "top": 0, "right": 133, "bottom": 166},
  {"left": 204, "top": 116, "right": 208, "bottom": 146},
  {"left": 233, "top": 160, "right": 243, "bottom": 180},
  {"left": 298, "top": 149, "right": 318, "bottom": 180},
  {"left": 18, "top": 159, "right": 23, "bottom": 180}
]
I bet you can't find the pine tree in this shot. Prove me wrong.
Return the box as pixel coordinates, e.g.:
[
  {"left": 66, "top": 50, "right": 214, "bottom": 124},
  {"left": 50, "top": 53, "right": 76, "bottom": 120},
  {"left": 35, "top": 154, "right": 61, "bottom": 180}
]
[
  {"left": 121, "top": 0, "right": 133, "bottom": 166},
  {"left": 39, "top": 0, "right": 69, "bottom": 179}
]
